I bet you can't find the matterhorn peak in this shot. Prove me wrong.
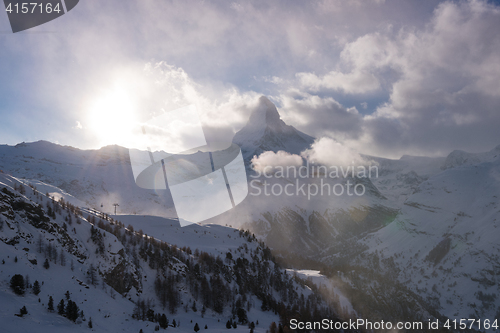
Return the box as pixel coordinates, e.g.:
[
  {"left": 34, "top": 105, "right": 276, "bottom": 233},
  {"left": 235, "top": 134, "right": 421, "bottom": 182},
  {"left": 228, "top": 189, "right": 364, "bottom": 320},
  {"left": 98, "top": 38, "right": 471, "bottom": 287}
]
[
  {"left": 233, "top": 96, "right": 315, "bottom": 163},
  {"left": 247, "top": 96, "right": 282, "bottom": 130}
]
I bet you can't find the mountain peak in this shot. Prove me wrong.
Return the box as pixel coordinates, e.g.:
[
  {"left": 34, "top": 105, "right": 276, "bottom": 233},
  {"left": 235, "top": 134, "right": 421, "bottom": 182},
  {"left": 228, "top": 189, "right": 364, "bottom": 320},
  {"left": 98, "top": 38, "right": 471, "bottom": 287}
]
[
  {"left": 233, "top": 96, "right": 315, "bottom": 163},
  {"left": 247, "top": 96, "right": 282, "bottom": 130}
]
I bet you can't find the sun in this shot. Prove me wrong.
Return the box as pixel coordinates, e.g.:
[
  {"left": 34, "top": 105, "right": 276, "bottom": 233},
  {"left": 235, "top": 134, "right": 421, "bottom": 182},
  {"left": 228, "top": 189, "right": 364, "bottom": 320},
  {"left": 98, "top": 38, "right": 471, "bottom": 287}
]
[{"left": 87, "top": 87, "right": 138, "bottom": 148}]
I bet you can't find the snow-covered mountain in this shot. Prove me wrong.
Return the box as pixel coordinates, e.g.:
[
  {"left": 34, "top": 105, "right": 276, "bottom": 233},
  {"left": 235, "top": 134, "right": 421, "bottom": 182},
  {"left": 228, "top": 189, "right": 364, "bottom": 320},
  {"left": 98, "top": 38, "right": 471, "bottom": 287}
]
[
  {"left": 233, "top": 96, "right": 315, "bottom": 164},
  {"left": 351, "top": 146, "right": 500, "bottom": 321},
  {"left": 0, "top": 141, "right": 177, "bottom": 218},
  {"left": 369, "top": 154, "right": 446, "bottom": 205},
  {"left": 223, "top": 97, "right": 398, "bottom": 259},
  {"left": 228, "top": 98, "right": 500, "bottom": 326}
]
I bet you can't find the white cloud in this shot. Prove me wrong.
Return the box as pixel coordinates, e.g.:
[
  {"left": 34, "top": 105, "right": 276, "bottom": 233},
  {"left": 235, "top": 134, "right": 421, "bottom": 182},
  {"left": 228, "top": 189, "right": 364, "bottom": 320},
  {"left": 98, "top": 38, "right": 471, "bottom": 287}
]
[
  {"left": 262, "top": 76, "right": 285, "bottom": 85},
  {"left": 301, "top": 137, "right": 375, "bottom": 167},
  {"left": 297, "top": 70, "right": 380, "bottom": 94},
  {"left": 251, "top": 151, "right": 303, "bottom": 173}
]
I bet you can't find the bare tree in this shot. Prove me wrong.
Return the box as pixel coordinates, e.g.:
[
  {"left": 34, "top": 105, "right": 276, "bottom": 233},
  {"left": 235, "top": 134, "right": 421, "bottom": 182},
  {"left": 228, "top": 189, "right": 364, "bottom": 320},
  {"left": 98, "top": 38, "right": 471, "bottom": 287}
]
[
  {"left": 60, "top": 249, "right": 66, "bottom": 266},
  {"left": 87, "top": 264, "right": 98, "bottom": 286}
]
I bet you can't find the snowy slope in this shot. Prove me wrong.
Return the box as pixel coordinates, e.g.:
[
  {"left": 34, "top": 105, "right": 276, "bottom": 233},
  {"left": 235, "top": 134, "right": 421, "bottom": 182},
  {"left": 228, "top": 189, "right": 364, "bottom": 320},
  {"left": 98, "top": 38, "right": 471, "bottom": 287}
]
[
  {"left": 116, "top": 215, "right": 258, "bottom": 258},
  {"left": 369, "top": 154, "right": 446, "bottom": 205},
  {"left": 442, "top": 145, "right": 500, "bottom": 169},
  {"left": 0, "top": 173, "right": 344, "bottom": 333}
]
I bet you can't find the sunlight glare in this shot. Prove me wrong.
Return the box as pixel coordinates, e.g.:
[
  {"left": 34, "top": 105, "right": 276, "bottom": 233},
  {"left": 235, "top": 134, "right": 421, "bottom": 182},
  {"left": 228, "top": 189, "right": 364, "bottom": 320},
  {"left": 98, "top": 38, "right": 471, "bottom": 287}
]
[{"left": 87, "top": 87, "right": 138, "bottom": 148}]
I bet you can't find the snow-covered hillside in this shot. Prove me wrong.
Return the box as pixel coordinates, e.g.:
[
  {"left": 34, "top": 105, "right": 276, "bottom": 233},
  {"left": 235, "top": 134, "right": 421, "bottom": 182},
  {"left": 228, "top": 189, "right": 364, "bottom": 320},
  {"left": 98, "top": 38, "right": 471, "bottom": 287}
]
[
  {"left": 369, "top": 154, "right": 446, "bottom": 205},
  {"left": 0, "top": 173, "right": 347, "bottom": 333}
]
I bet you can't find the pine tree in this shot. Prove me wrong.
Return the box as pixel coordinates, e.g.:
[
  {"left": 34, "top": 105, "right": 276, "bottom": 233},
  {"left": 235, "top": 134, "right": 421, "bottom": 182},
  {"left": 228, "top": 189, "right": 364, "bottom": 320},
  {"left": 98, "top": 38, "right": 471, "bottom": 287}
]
[
  {"left": 146, "top": 309, "right": 155, "bottom": 322},
  {"left": 10, "top": 274, "right": 25, "bottom": 295},
  {"left": 66, "top": 300, "right": 79, "bottom": 322},
  {"left": 43, "top": 259, "right": 50, "bottom": 269},
  {"left": 48, "top": 296, "right": 54, "bottom": 311},
  {"left": 192, "top": 301, "right": 197, "bottom": 312},
  {"left": 65, "top": 300, "right": 73, "bottom": 319},
  {"left": 159, "top": 314, "right": 168, "bottom": 329},
  {"left": 237, "top": 308, "right": 248, "bottom": 324},
  {"left": 32, "top": 280, "right": 41, "bottom": 295},
  {"left": 19, "top": 306, "right": 28, "bottom": 316},
  {"left": 58, "top": 299, "right": 65, "bottom": 315},
  {"left": 88, "top": 317, "right": 93, "bottom": 328},
  {"left": 194, "top": 323, "right": 200, "bottom": 332},
  {"left": 261, "top": 298, "right": 268, "bottom": 311}
]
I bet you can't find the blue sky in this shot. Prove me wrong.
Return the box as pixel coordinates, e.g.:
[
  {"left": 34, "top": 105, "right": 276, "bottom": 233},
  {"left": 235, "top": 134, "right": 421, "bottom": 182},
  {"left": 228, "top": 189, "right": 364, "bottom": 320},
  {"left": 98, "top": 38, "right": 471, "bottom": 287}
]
[{"left": 0, "top": 0, "right": 500, "bottom": 158}]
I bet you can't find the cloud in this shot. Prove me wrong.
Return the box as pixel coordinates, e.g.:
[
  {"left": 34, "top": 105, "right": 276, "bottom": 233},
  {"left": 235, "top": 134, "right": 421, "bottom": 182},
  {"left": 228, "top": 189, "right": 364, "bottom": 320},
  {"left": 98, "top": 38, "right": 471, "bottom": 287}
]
[
  {"left": 1, "top": 0, "right": 499, "bottom": 160},
  {"left": 283, "top": 0, "right": 500, "bottom": 158},
  {"left": 360, "top": 0, "right": 500, "bottom": 157},
  {"left": 297, "top": 70, "right": 380, "bottom": 94},
  {"left": 139, "top": 62, "right": 261, "bottom": 145},
  {"left": 251, "top": 151, "right": 303, "bottom": 173},
  {"left": 301, "top": 137, "right": 375, "bottom": 167},
  {"left": 262, "top": 76, "right": 285, "bottom": 85},
  {"left": 279, "top": 91, "right": 363, "bottom": 141},
  {"left": 295, "top": 30, "right": 399, "bottom": 94}
]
